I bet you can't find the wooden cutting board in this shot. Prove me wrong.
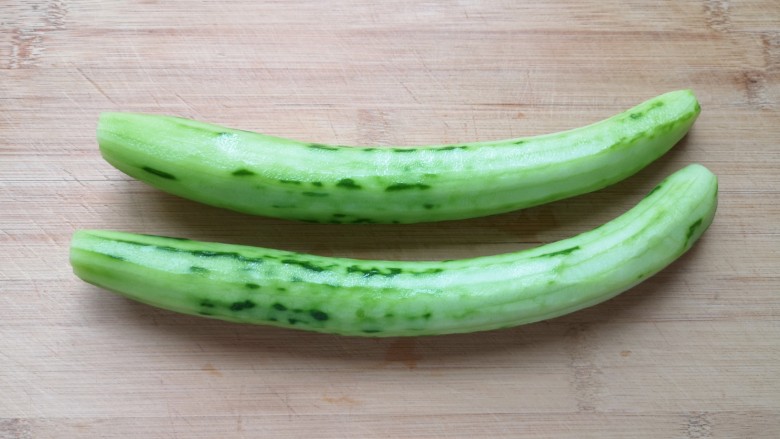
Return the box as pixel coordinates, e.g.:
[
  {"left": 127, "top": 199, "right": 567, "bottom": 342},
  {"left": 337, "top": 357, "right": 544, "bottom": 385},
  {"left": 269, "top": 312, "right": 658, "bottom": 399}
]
[{"left": 2, "top": 1, "right": 778, "bottom": 437}]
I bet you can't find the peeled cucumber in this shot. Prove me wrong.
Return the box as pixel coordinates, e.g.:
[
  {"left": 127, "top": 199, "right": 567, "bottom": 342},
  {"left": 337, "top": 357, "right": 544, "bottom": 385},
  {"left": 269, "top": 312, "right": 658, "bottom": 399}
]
[
  {"left": 70, "top": 164, "right": 717, "bottom": 337},
  {"left": 98, "top": 90, "right": 701, "bottom": 224}
]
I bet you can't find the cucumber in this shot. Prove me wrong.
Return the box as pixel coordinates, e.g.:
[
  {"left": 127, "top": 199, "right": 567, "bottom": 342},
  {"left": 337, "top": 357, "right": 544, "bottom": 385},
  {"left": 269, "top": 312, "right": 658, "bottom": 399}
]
[
  {"left": 98, "top": 90, "right": 700, "bottom": 224},
  {"left": 70, "top": 164, "right": 717, "bottom": 337}
]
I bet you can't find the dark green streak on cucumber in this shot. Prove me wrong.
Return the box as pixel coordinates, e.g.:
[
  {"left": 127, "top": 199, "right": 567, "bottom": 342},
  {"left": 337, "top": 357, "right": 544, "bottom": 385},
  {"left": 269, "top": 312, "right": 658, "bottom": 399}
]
[
  {"left": 281, "top": 259, "right": 327, "bottom": 272},
  {"left": 336, "top": 178, "right": 361, "bottom": 189},
  {"left": 140, "top": 234, "right": 191, "bottom": 241},
  {"left": 230, "top": 300, "right": 256, "bottom": 311},
  {"left": 310, "top": 310, "right": 329, "bottom": 321},
  {"left": 644, "top": 184, "right": 663, "bottom": 199},
  {"left": 414, "top": 268, "right": 444, "bottom": 275},
  {"left": 346, "top": 266, "right": 403, "bottom": 277},
  {"left": 142, "top": 166, "right": 176, "bottom": 180},
  {"left": 685, "top": 218, "right": 704, "bottom": 247},
  {"left": 386, "top": 183, "right": 431, "bottom": 191},
  {"left": 107, "top": 238, "right": 266, "bottom": 265},
  {"left": 536, "top": 246, "right": 580, "bottom": 258},
  {"left": 232, "top": 169, "right": 255, "bottom": 177},
  {"left": 308, "top": 143, "right": 339, "bottom": 151}
]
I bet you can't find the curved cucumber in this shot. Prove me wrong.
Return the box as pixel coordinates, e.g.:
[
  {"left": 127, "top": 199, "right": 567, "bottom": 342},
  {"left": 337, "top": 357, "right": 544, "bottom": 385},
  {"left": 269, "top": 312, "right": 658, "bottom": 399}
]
[
  {"left": 98, "top": 90, "right": 700, "bottom": 224},
  {"left": 71, "top": 164, "right": 717, "bottom": 337}
]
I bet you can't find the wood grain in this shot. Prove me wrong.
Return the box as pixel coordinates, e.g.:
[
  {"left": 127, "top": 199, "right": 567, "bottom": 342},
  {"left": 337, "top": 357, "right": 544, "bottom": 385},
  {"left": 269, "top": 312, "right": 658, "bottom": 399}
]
[{"left": 2, "top": 1, "right": 779, "bottom": 437}]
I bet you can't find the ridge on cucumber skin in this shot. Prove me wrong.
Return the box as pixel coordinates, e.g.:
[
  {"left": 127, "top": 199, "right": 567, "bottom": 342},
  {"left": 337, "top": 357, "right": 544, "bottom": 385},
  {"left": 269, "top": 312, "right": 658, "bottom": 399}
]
[
  {"left": 70, "top": 164, "right": 718, "bottom": 337},
  {"left": 97, "top": 90, "right": 702, "bottom": 224}
]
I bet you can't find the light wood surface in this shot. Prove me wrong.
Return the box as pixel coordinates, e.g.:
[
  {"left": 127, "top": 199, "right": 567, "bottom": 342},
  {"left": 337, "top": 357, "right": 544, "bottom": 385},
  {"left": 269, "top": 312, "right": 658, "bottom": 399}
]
[{"left": 2, "top": 1, "right": 779, "bottom": 437}]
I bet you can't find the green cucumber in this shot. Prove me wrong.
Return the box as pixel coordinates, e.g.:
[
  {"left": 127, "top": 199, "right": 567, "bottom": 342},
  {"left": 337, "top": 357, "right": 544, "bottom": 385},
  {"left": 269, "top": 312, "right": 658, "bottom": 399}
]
[
  {"left": 98, "top": 90, "right": 700, "bottom": 224},
  {"left": 70, "top": 164, "right": 717, "bottom": 337}
]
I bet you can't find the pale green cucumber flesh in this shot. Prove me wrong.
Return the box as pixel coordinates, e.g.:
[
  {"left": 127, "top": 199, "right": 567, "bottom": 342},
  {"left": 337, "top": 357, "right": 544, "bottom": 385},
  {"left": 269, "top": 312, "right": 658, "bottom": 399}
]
[
  {"left": 98, "top": 90, "right": 701, "bottom": 224},
  {"left": 70, "top": 164, "right": 717, "bottom": 337}
]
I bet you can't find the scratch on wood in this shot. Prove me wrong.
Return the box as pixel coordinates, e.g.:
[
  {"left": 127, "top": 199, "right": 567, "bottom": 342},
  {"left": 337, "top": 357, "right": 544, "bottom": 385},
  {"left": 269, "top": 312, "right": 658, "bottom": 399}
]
[
  {"left": 271, "top": 388, "right": 298, "bottom": 421},
  {"left": 411, "top": 47, "right": 446, "bottom": 91},
  {"left": 399, "top": 80, "right": 422, "bottom": 104},
  {"left": 326, "top": 113, "right": 339, "bottom": 138},
  {"left": 236, "top": 414, "right": 244, "bottom": 435},
  {"left": 77, "top": 68, "right": 117, "bottom": 105},
  {"left": 357, "top": 109, "right": 392, "bottom": 146},
  {"left": 565, "top": 323, "right": 603, "bottom": 412},
  {"left": 165, "top": 401, "right": 181, "bottom": 439},
  {"left": 174, "top": 93, "right": 202, "bottom": 118}
]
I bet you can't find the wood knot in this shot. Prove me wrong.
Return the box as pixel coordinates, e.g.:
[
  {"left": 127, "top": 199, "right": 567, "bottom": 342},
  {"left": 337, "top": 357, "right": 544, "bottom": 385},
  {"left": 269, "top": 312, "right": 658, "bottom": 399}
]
[
  {"left": 704, "top": 0, "right": 731, "bottom": 33},
  {"left": 739, "top": 70, "right": 773, "bottom": 110},
  {"left": 760, "top": 32, "right": 780, "bottom": 72},
  {"left": 685, "top": 412, "right": 712, "bottom": 438}
]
